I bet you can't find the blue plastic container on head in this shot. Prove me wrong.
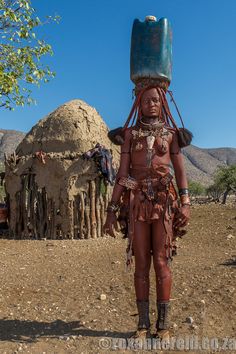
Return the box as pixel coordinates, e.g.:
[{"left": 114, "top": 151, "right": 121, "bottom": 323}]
[{"left": 130, "top": 16, "right": 172, "bottom": 85}]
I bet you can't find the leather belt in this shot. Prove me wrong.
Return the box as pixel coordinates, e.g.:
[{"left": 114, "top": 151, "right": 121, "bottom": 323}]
[{"left": 118, "top": 174, "right": 173, "bottom": 191}]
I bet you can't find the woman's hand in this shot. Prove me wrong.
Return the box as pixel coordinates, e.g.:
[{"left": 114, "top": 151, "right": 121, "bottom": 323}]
[
  {"left": 173, "top": 205, "right": 190, "bottom": 229},
  {"left": 103, "top": 212, "right": 119, "bottom": 238}
]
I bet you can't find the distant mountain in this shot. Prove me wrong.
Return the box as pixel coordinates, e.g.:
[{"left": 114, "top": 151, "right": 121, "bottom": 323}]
[
  {"left": 0, "top": 129, "right": 25, "bottom": 160},
  {"left": 205, "top": 148, "right": 236, "bottom": 165},
  {"left": 0, "top": 128, "right": 236, "bottom": 186},
  {"left": 182, "top": 145, "right": 236, "bottom": 185}
]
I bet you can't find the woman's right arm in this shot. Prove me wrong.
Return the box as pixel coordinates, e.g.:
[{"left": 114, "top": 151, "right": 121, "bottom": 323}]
[
  {"left": 110, "top": 128, "right": 131, "bottom": 204},
  {"left": 103, "top": 128, "right": 131, "bottom": 237}
]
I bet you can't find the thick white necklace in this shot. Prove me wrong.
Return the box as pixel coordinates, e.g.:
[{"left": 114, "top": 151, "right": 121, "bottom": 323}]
[{"left": 139, "top": 117, "right": 164, "bottom": 128}]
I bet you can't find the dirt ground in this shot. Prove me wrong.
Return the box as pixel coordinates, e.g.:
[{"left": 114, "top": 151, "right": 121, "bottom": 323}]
[{"left": 0, "top": 203, "right": 235, "bottom": 354}]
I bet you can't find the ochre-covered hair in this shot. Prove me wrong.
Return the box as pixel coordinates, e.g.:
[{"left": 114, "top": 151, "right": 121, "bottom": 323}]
[{"left": 108, "top": 86, "right": 193, "bottom": 147}]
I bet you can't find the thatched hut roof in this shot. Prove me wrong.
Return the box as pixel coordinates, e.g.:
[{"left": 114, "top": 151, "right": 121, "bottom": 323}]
[{"left": 16, "top": 99, "right": 119, "bottom": 160}]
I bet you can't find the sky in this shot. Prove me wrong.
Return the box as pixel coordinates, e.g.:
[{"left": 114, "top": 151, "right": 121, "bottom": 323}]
[{"left": 1, "top": 0, "right": 236, "bottom": 149}]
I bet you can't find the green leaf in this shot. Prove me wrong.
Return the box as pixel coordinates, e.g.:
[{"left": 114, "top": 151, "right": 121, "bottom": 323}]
[{"left": 0, "top": 0, "right": 60, "bottom": 109}]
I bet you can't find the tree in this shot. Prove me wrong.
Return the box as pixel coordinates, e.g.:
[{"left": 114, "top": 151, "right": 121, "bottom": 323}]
[
  {"left": 188, "top": 180, "right": 206, "bottom": 197},
  {"left": 212, "top": 165, "right": 236, "bottom": 204},
  {"left": 206, "top": 182, "right": 224, "bottom": 202},
  {"left": 0, "top": 0, "right": 59, "bottom": 109}
]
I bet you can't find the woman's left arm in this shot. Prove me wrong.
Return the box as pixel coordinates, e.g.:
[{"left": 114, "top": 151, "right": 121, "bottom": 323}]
[{"left": 170, "top": 131, "right": 190, "bottom": 228}]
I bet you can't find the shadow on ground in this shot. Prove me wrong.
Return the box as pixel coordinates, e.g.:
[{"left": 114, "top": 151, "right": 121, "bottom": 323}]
[
  {"left": 219, "top": 255, "right": 236, "bottom": 268},
  {"left": 0, "top": 319, "right": 133, "bottom": 343}
]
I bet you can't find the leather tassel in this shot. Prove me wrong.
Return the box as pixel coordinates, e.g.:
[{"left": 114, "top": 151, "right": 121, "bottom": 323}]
[
  {"left": 177, "top": 128, "right": 193, "bottom": 148},
  {"left": 107, "top": 127, "right": 125, "bottom": 145}
]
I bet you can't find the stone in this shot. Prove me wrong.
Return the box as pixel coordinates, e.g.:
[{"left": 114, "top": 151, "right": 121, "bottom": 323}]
[
  {"left": 226, "top": 225, "right": 234, "bottom": 230},
  {"left": 186, "top": 316, "right": 194, "bottom": 324},
  {"left": 228, "top": 287, "right": 235, "bottom": 293},
  {"left": 190, "top": 324, "right": 198, "bottom": 330},
  {"left": 99, "top": 294, "right": 106, "bottom": 300},
  {"left": 172, "top": 323, "right": 178, "bottom": 330}
]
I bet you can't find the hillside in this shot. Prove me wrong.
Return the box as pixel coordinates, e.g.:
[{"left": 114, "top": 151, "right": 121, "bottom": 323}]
[
  {"left": 0, "top": 129, "right": 25, "bottom": 161},
  {"left": 182, "top": 145, "right": 236, "bottom": 185},
  {"left": 1, "top": 128, "right": 236, "bottom": 186}
]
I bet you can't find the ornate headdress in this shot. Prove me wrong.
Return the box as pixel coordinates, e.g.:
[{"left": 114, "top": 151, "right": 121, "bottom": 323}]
[{"left": 108, "top": 16, "right": 193, "bottom": 148}]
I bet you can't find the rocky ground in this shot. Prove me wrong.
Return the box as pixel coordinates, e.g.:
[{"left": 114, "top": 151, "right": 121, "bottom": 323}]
[{"left": 0, "top": 203, "right": 235, "bottom": 354}]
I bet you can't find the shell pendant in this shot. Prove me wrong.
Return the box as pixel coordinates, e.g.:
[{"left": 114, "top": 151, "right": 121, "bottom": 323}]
[
  {"left": 146, "top": 135, "right": 155, "bottom": 150},
  {"left": 146, "top": 135, "right": 155, "bottom": 167}
]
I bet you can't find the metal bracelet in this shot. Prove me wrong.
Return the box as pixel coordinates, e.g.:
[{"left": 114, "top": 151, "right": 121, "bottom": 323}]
[
  {"left": 106, "top": 201, "right": 120, "bottom": 213},
  {"left": 179, "top": 188, "right": 189, "bottom": 196}
]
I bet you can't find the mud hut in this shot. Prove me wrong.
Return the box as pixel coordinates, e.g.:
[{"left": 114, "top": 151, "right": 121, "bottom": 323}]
[{"left": 5, "top": 100, "right": 119, "bottom": 239}]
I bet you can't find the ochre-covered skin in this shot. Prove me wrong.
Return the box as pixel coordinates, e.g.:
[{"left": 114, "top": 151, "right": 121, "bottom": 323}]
[{"left": 104, "top": 88, "right": 190, "bottom": 304}]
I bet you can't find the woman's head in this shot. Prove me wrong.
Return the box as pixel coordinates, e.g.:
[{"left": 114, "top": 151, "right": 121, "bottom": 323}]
[
  {"left": 140, "top": 87, "right": 161, "bottom": 118},
  {"left": 122, "top": 85, "right": 172, "bottom": 131}
]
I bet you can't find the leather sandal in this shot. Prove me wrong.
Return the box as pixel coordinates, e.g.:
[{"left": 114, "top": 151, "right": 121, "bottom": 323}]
[
  {"left": 154, "top": 301, "right": 171, "bottom": 342},
  {"left": 153, "top": 329, "right": 170, "bottom": 341},
  {"left": 131, "top": 328, "right": 151, "bottom": 339}
]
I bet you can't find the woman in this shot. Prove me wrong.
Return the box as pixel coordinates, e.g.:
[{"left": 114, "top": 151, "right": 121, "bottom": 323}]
[{"left": 103, "top": 86, "right": 190, "bottom": 339}]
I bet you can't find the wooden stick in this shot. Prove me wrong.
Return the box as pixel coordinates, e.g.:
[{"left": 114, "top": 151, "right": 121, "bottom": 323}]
[
  {"left": 48, "top": 198, "right": 53, "bottom": 239},
  {"left": 79, "top": 191, "right": 85, "bottom": 239},
  {"left": 29, "top": 174, "right": 35, "bottom": 238},
  {"left": 19, "top": 176, "right": 27, "bottom": 238},
  {"left": 51, "top": 199, "right": 56, "bottom": 239},
  {"left": 84, "top": 190, "right": 91, "bottom": 239},
  {"left": 90, "top": 180, "right": 97, "bottom": 238},
  {"left": 36, "top": 190, "right": 43, "bottom": 239},
  {"left": 15, "top": 191, "right": 21, "bottom": 238},
  {"left": 28, "top": 173, "right": 34, "bottom": 238},
  {"left": 22, "top": 174, "right": 29, "bottom": 238},
  {"left": 73, "top": 198, "right": 78, "bottom": 239},
  {"left": 95, "top": 178, "right": 101, "bottom": 238},
  {"left": 100, "top": 194, "right": 105, "bottom": 237},
  {"left": 42, "top": 187, "right": 48, "bottom": 239}
]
